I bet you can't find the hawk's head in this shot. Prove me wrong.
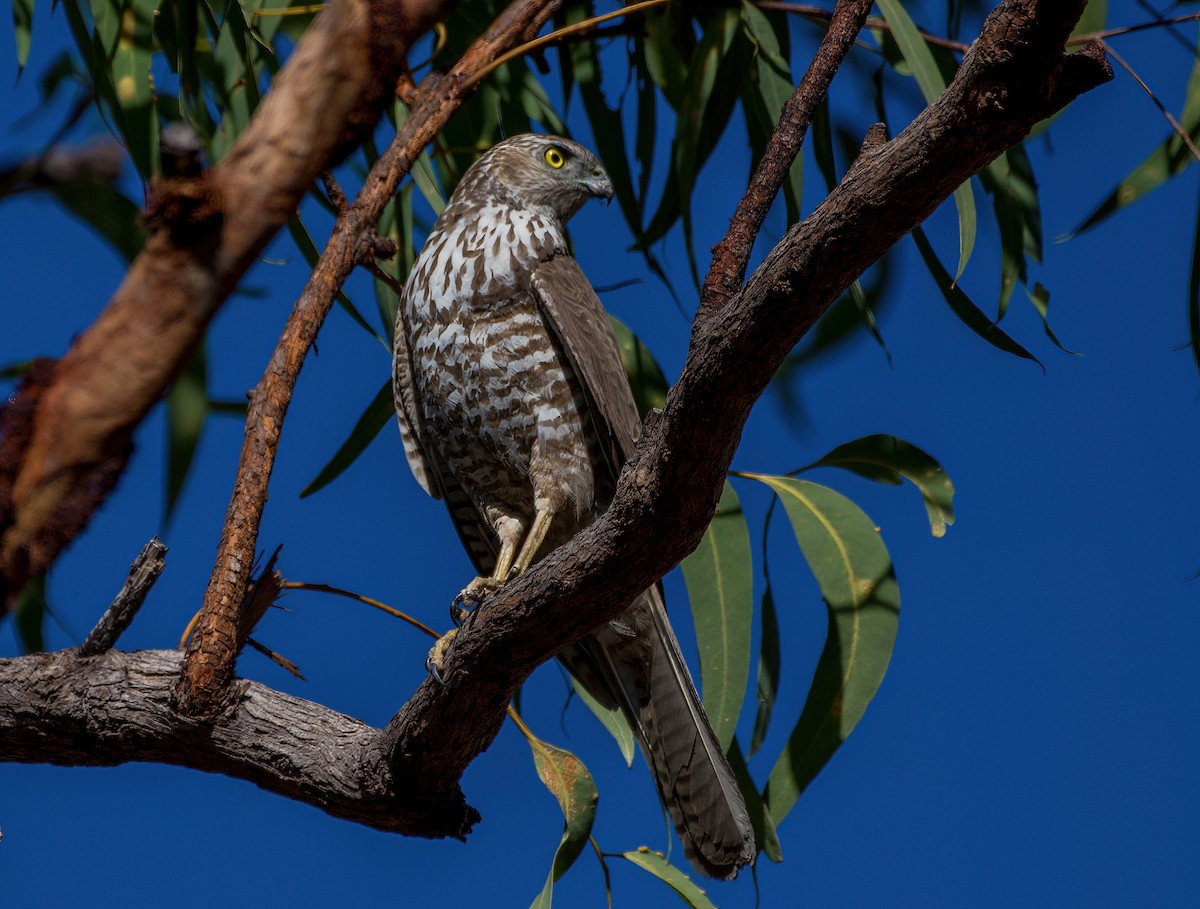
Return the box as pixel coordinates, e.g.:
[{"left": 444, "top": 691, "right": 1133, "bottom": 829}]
[{"left": 464, "top": 134, "right": 614, "bottom": 223}]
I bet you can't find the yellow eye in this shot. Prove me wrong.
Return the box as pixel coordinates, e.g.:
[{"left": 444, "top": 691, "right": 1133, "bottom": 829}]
[{"left": 544, "top": 147, "right": 565, "bottom": 169}]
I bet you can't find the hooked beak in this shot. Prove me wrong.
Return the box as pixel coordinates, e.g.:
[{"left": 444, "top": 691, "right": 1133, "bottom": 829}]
[{"left": 582, "top": 169, "right": 614, "bottom": 204}]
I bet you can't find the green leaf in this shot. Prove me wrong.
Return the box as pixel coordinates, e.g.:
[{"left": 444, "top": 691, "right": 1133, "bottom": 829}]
[
  {"left": 1070, "top": 0, "right": 1106, "bottom": 41},
  {"left": 748, "top": 575, "right": 779, "bottom": 758},
  {"left": 610, "top": 317, "right": 668, "bottom": 417},
  {"left": 1024, "top": 281, "right": 1079, "bottom": 357},
  {"left": 740, "top": 1, "right": 801, "bottom": 223},
  {"left": 746, "top": 476, "right": 900, "bottom": 824},
  {"left": 641, "top": 4, "right": 693, "bottom": 109},
  {"left": 680, "top": 481, "right": 752, "bottom": 749},
  {"left": 572, "top": 677, "right": 635, "bottom": 767},
  {"left": 911, "top": 226, "right": 1041, "bottom": 365},
  {"left": 980, "top": 147, "right": 1043, "bottom": 320},
  {"left": 525, "top": 731, "right": 599, "bottom": 909},
  {"left": 876, "top": 0, "right": 975, "bottom": 279},
  {"left": 806, "top": 434, "right": 956, "bottom": 538},
  {"left": 165, "top": 346, "right": 208, "bottom": 522},
  {"left": 111, "top": 0, "right": 161, "bottom": 178},
  {"left": 1068, "top": 43, "right": 1200, "bottom": 237},
  {"left": 13, "top": 0, "right": 33, "bottom": 73},
  {"left": 620, "top": 849, "right": 717, "bottom": 909},
  {"left": 567, "top": 2, "right": 642, "bottom": 232},
  {"left": 13, "top": 574, "right": 48, "bottom": 654},
  {"left": 301, "top": 380, "right": 394, "bottom": 498},
  {"left": 643, "top": 5, "right": 742, "bottom": 274}
]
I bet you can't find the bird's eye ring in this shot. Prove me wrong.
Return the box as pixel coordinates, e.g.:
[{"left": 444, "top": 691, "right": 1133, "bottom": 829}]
[{"left": 544, "top": 147, "right": 566, "bottom": 169}]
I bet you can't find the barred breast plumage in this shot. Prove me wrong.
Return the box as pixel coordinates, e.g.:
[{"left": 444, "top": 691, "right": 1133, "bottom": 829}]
[{"left": 392, "top": 134, "right": 755, "bottom": 879}]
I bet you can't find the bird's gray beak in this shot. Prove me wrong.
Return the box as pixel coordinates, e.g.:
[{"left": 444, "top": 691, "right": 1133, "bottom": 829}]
[{"left": 583, "top": 170, "right": 614, "bottom": 204}]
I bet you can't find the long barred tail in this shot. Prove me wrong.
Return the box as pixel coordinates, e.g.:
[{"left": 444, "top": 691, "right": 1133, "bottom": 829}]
[{"left": 560, "top": 588, "right": 756, "bottom": 879}]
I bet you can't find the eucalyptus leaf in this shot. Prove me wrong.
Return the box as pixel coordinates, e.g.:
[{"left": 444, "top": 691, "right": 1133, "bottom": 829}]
[
  {"left": 301, "top": 380, "right": 394, "bottom": 498},
  {"left": 806, "top": 434, "right": 956, "bottom": 538},
  {"left": 620, "top": 849, "right": 717, "bottom": 909},
  {"left": 912, "top": 226, "right": 1040, "bottom": 365},
  {"left": 876, "top": 0, "right": 975, "bottom": 279},
  {"left": 746, "top": 476, "right": 900, "bottom": 824},
  {"left": 680, "top": 481, "right": 752, "bottom": 749},
  {"left": 525, "top": 730, "right": 599, "bottom": 909},
  {"left": 572, "top": 677, "right": 635, "bottom": 767}
]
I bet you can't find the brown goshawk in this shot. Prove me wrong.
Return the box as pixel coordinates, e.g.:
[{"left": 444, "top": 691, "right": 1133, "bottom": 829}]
[{"left": 392, "top": 134, "right": 754, "bottom": 879}]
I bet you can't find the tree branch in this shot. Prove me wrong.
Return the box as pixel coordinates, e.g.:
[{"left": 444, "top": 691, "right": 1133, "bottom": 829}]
[
  {"left": 0, "top": 0, "right": 450, "bottom": 613},
  {"left": 380, "top": 0, "right": 1111, "bottom": 834},
  {"left": 80, "top": 538, "right": 167, "bottom": 656},
  {"left": 0, "top": 0, "right": 1112, "bottom": 842},
  {"left": 174, "top": 0, "right": 566, "bottom": 718},
  {"left": 698, "top": 0, "right": 875, "bottom": 322}
]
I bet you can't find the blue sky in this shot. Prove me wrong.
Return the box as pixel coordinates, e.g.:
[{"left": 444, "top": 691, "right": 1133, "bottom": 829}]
[{"left": 2, "top": 3, "right": 1199, "bottom": 906}]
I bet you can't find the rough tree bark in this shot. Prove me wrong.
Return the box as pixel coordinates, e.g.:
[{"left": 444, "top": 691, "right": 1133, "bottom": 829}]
[{"left": 0, "top": 0, "right": 1110, "bottom": 843}]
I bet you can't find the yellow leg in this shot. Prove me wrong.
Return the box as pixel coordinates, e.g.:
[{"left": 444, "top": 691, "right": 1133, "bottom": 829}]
[{"left": 512, "top": 509, "right": 554, "bottom": 576}]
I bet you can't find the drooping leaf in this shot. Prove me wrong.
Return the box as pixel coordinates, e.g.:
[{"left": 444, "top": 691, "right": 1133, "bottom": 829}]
[
  {"left": 610, "top": 317, "right": 668, "bottom": 417},
  {"left": 641, "top": 3, "right": 693, "bottom": 109},
  {"left": 165, "top": 345, "right": 208, "bottom": 522},
  {"left": 746, "top": 476, "right": 900, "bottom": 824},
  {"left": 12, "top": 0, "right": 33, "bottom": 73},
  {"left": 301, "top": 379, "right": 394, "bottom": 498},
  {"left": 1024, "top": 281, "right": 1078, "bottom": 356},
  {"left": 524, "top": 729, "right": 599, "bottom": 909},
  {"left": 572, "top": 677, "right": 635, "bottom": 767},
  {"left": 1068, "top": 41, "right": 1200, "bottom": 238},
  {"left": 620, "top": 849, "right": 717, "bottom": 909},
  {"left": 980, "top": 146, "right": 1043, "bottom": 319},
  {"left": 806, "top": 434, "right": 956, "bottom": 538},
  {"left": 748, "top": 574, "right": 780, "bottom": 759},
  {"left": 287, "top": 217, "right": 383, "bottom": 343},
  {"left": 740, "top": 0, "right": 801, "bottom": 223},
  {"left": 111, "top": 0, "right": 160, "bottom": 178},
  {"left": 911, "top": 226, "right": 1041, "bottom": 365},
  {"left": 876, "top": 0, "right": 975, "bottom": 279},
  {"left": 13, "top": 574, "right": 48, "bottom": 654},
  {"left": 566, "top": 1, "right": 642, "bottom": 232},
  {"left": 680, "top": 481, "right": 752, "bottom": 749}
]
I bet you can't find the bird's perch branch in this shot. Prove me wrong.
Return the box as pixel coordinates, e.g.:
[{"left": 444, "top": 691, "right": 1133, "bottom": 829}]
[
  {"left": 174, "top": 0, "right": 566, "bottom": 718},
  {"left": 0, "top": 0, "right": 1111, "bottom": 842}
]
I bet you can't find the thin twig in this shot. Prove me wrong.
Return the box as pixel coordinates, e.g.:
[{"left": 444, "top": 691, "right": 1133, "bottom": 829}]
[
  {"left": 80, "top": 538, "right": 167, "bottom": 656},
  {"left": 1102, "top": 39, "right": 1200, "bottom": 164},
  {"left": 464, "top": 0, "right": 671, "bottom": 90},
  {"left": 174, "top": 0, "right": 566, "bottom": 719},
  {"left": 281, "top": 581, "right": 440, "bottom": 638},
  {"left": 697, "top": 0, "right": 875, "bottom": 322}
]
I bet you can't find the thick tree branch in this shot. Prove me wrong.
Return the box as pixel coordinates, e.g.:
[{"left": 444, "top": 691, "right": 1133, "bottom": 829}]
[
  {"left": 0, "top": 648, "right": 462, "bottom": 836},
  {"left": 1, "top": 0, "right": 1112, "bottom": 841},
  {"left": 175, "top": 0, "right": 565, "bottom": 718},
  {"left": 0, "top": 0, "right": 450, "bottom": 613},
  {"left": 381, "top": 0, "right": 1111, "bottom": 834}
]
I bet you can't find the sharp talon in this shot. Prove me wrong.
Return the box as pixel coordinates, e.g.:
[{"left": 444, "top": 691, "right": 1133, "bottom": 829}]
[
  {"left": 426, "top": 628, "right": 458, "bottom": 684},
  {"left": 450, "top": 600, "right": 472, "bottom": 627}
]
